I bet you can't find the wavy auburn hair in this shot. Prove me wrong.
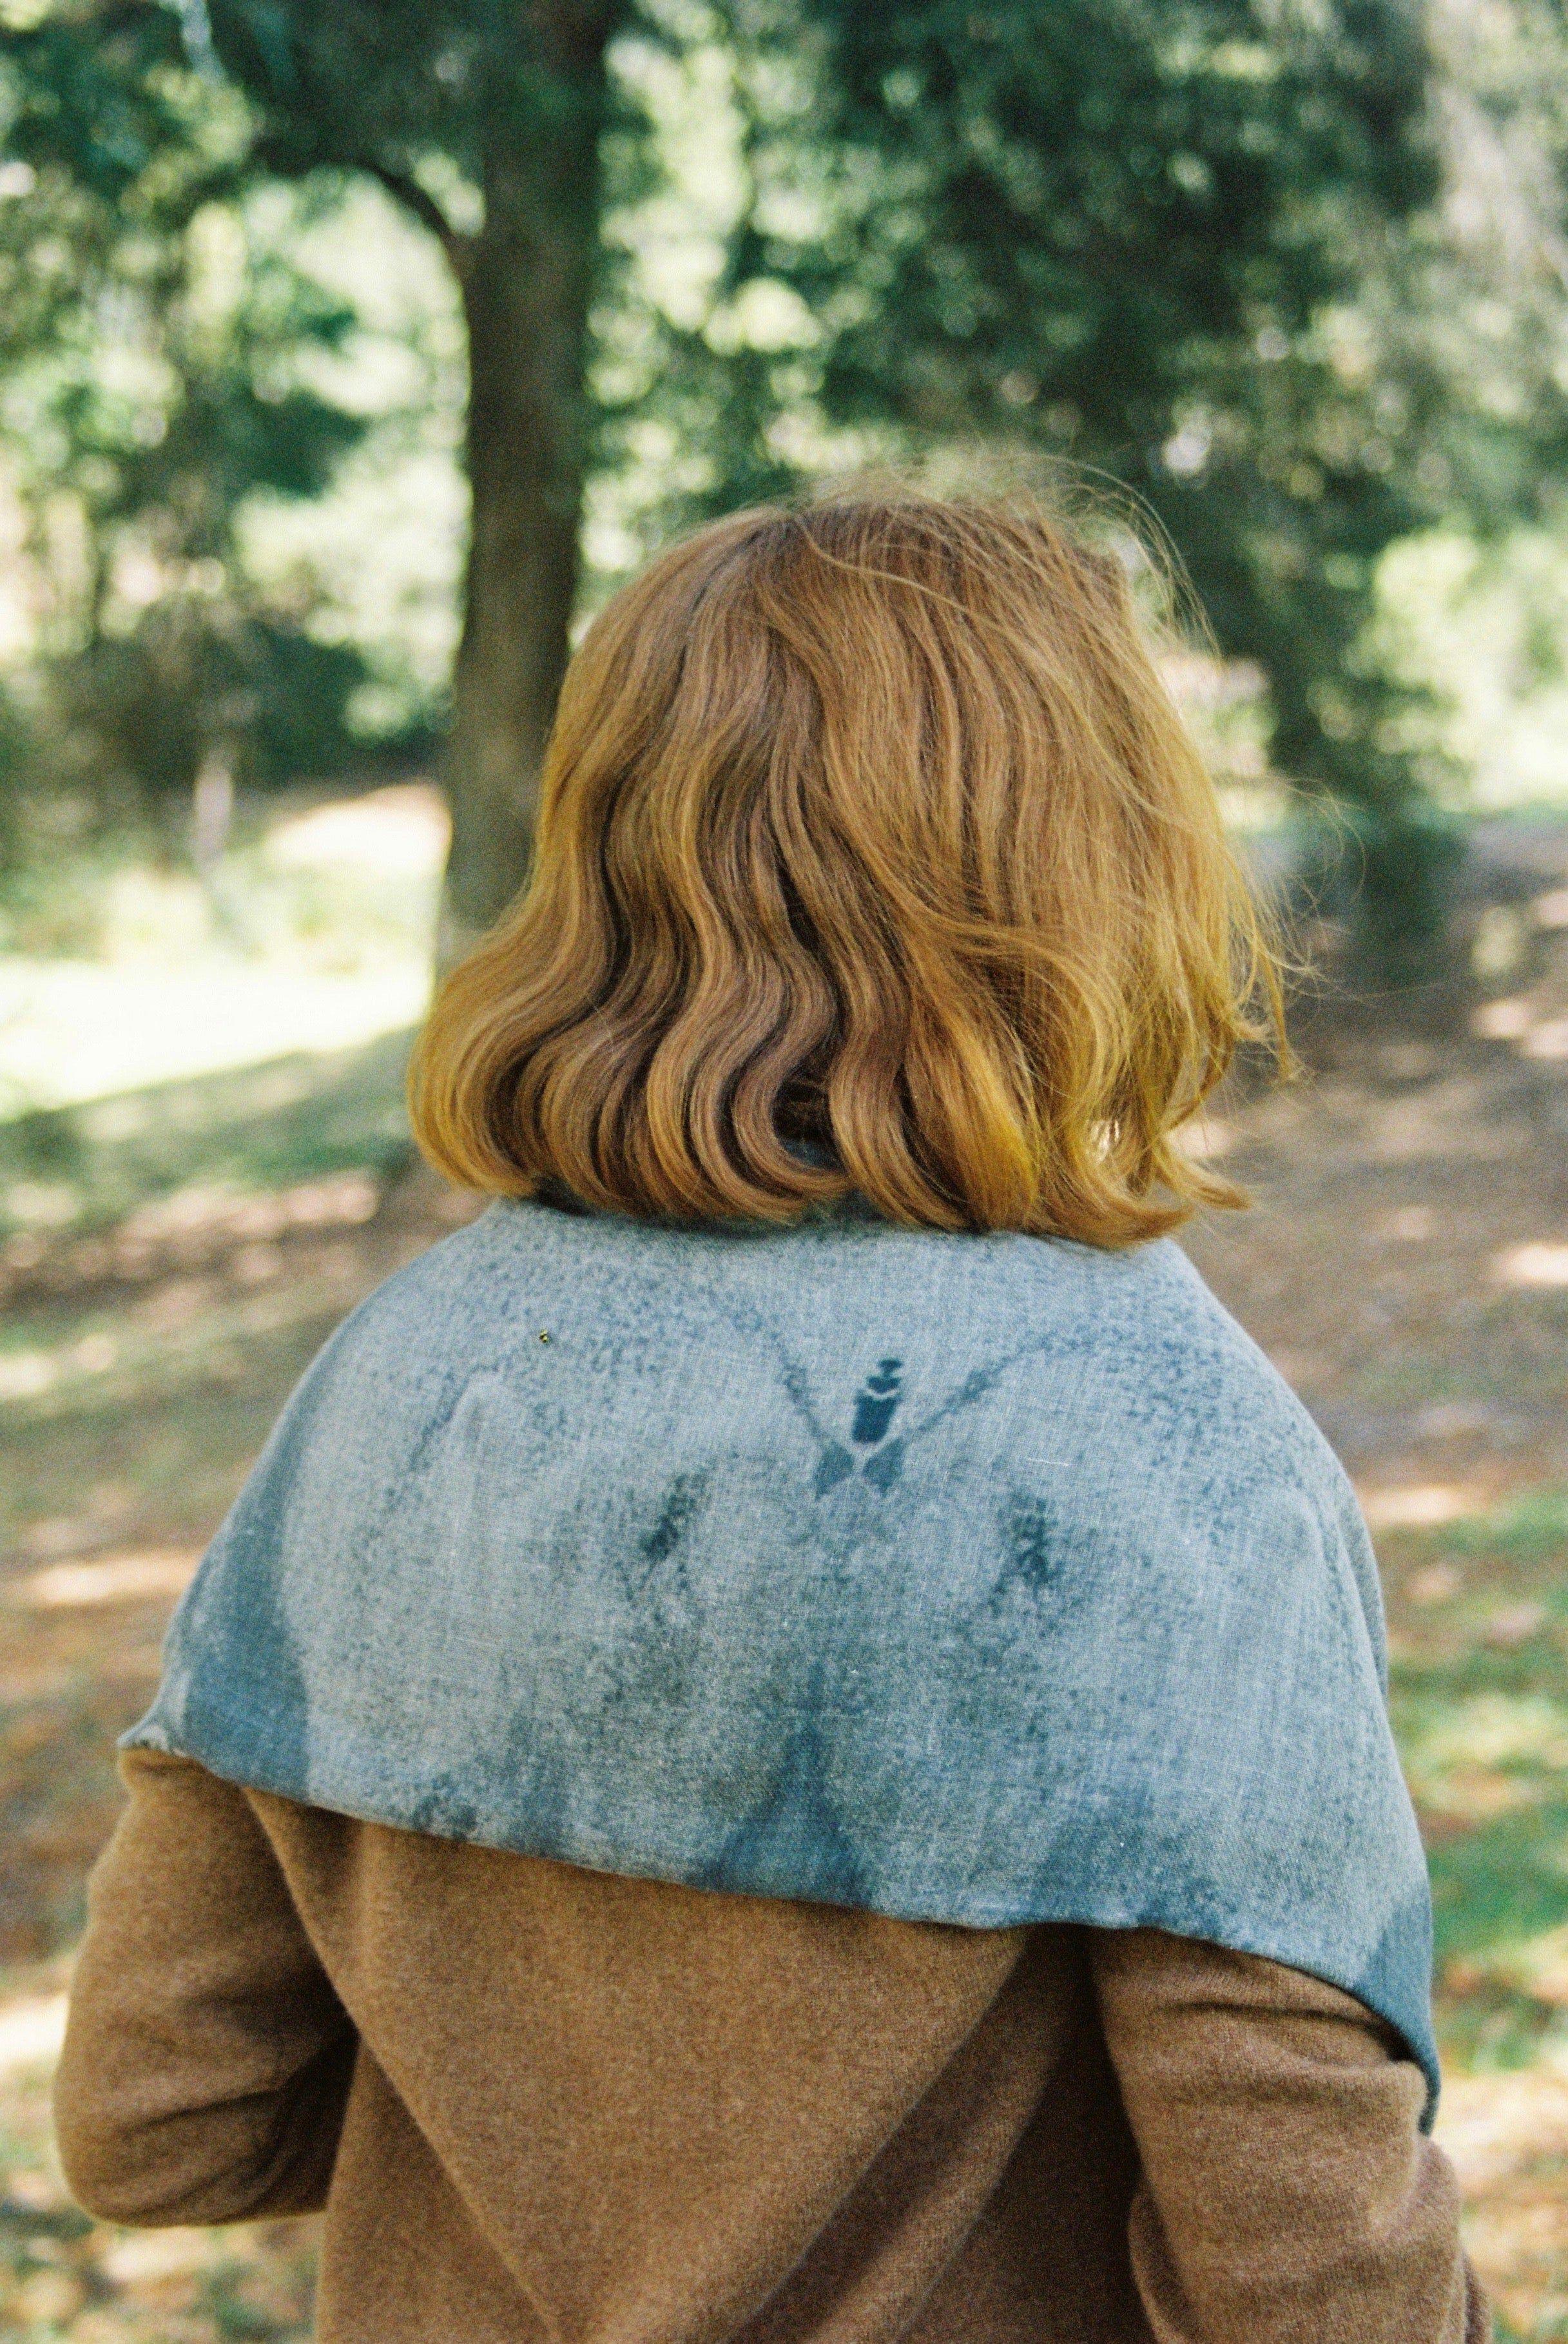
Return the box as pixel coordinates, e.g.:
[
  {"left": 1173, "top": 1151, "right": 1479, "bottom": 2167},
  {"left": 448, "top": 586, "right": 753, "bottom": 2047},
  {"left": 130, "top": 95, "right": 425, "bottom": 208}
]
[{"left": 411, "top": 494, "right": 1284, "bottom": 1245}]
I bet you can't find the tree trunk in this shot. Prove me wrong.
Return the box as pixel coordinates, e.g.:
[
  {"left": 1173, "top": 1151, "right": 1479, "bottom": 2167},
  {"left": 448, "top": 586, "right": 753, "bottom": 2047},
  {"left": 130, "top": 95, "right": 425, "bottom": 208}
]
[{"left": 438, "top": 11, "right": 615, "bottom": 965}]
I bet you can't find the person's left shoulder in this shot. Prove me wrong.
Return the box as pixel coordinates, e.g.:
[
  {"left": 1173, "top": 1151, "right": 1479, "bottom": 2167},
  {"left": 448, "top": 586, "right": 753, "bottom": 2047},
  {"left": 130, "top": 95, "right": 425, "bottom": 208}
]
[{"left": 1003, "top": 1231, "right": 1369, "bottom": 1549}]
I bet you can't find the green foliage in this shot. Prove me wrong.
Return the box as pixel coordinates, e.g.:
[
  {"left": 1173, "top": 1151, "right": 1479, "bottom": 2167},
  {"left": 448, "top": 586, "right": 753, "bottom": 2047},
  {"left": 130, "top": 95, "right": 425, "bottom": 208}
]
[
  {"left": 205, "top": 0, "right": 630, "bottom": 202},
  {"left": 605, "top": 0, "right": 1568, "bottom": 953},
  {"left": 1405, "top": 0, "right": 1568, "bottom": 530},
  {"left": 1316, "top": 803, "right": 1469, "bottom": 983},
  {"left": 5, "top": 0, "right": 1568, "bottom": 952},
  {"left": 173, "top": 3, "right": 646, "bottom": 940},
  {"left": 1386, "top": 1489, "right": 1568, "bottom": 2079},
  {"left": 54, "top": 615, "right": 369, "bottom": 800},
  {"left": 0, "top": 3, "right": 380, "bottom": 837},
  {"left": 730, "top": 5, "right": 1451, "bottom": 860}
]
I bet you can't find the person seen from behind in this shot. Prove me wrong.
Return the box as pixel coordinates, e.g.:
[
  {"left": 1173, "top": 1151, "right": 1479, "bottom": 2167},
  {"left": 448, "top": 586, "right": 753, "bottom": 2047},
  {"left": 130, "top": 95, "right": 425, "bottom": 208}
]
[{"left": 56, "top": 494, "right": 1485, "bottom": 2342}]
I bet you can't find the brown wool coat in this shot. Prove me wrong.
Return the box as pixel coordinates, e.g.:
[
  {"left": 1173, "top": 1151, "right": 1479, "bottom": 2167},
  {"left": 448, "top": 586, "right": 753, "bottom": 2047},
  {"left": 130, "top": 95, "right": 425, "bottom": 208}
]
[{"left": 55, "top": 1749, "right": 1487, "bottom": 2344}]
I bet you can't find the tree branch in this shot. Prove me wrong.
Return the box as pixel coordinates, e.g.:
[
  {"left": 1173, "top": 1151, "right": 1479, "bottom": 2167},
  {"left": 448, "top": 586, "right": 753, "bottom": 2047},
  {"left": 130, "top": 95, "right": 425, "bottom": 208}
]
[{"left": 360, "top": 162, "right": 474, "bottom": 276}]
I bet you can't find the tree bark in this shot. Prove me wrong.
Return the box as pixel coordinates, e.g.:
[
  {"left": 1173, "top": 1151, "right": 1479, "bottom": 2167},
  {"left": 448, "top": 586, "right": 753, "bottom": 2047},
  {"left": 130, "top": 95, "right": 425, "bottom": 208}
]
[{"left": 438, "top": 8, "right": 617, "bottom": 964}]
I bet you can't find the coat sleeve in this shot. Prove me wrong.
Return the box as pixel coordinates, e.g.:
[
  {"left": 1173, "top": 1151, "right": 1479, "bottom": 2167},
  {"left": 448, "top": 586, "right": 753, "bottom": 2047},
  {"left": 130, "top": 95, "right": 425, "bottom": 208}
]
[
  {"left": 1090, "top": 1928, "right": 1488, "bottom": 2344},
  {"left": 55, "top": 1748, "right": 356, "bottom": 2226}
]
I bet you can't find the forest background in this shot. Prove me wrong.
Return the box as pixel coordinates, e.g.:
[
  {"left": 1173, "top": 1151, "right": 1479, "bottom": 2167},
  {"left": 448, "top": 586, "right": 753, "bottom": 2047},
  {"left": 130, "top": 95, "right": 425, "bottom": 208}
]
[
  {"left": 2, "top": 0, "right": 1568, "bottom": 971},
  {"left": 5, "top": 3, "right": 1568, "bottom": 2339}
]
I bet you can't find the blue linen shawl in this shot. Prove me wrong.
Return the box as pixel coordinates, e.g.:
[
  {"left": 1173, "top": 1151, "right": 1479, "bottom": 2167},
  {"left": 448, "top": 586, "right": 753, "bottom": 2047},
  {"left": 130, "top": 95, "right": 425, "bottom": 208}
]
[{"left": 126, "top": 1196, "right": 1438, "bottom": 2114}]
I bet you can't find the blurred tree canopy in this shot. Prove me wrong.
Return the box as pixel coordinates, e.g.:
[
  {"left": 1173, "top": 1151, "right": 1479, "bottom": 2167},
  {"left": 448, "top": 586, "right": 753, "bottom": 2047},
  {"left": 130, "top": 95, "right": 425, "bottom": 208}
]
[
  {"left": 187, "top": 0, "right": 626, "bottom": 954},
  {"left": 793, "top": 0, "right": 1464, "bottom": 947},
  {"left": 0, "top": 8, "right": 375, "bottom": 835},
  {"left": 654, "top": 0, "right": 1567, "bottom": 962},
  {"left": 2, "top": 0, "right": 1567, "bottom": 963}
]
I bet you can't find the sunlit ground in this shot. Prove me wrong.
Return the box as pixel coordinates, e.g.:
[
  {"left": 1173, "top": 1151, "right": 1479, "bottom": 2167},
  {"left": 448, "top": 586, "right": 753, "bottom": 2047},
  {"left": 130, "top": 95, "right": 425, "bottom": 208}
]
[
  {"left": 3, "top": 802, "right": 1568, "bottom": 2336},
  {"left": 0, "top": 785, "right": 444, "bottom": 1125}
]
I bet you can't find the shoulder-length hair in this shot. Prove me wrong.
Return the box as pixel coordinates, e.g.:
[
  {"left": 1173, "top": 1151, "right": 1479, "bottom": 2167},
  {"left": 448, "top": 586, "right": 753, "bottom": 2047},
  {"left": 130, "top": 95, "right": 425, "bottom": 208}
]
[{"left": 411, "top": 494, "right": 1284, "bottom": 1245}]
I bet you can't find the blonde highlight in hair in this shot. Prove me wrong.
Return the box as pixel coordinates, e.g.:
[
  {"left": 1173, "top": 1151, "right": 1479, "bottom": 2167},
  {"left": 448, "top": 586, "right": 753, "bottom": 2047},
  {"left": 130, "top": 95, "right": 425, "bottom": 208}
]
[{"left": 411, "top": 493, "right": 1285, "bottom": 1245}]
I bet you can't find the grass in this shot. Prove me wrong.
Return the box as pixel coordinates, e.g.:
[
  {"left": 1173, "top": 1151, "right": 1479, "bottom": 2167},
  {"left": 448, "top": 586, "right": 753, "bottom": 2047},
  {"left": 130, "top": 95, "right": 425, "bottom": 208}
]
[
  {"left": 1384, "top": 1503, "right": 1568, "bottom": 2078},
  {"left": 0, "top": 1028, "right": 417, "bottom": 1246}
]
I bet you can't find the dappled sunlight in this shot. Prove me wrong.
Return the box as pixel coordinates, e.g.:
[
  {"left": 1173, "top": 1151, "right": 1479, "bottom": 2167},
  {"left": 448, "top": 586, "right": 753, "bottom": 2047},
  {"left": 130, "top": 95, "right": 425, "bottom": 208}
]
[
  {"left": 1397, "top": 1697, "right": 1565, "bottom": 1800},
  {"left": 1439, "top": 2066, "right": 1568, "bottom": 2336},
  {"left": 1170, "top": 1116, "right": 1235, "bottom": 1162},
  {"left": 0, "top": 1991, "right": 66, "bottom": 2077},
  {"left": 0, "top": 1974, "right": 320, "bottom": 2337},
  {"left": 1486, "top": 1603, "right": 1553, "bottom": 1650},
  {"left": 1362, "top": 1483, "right": 1486, "bottom": 1530},
  {"left": 265, "top": 786, "right": 447, "bottom": 877},
  {"left": 7, "top": 1553, "right": 198, "bottom": 1613},
  {"left": 1525, "top": 1022, "right": 1568, "bottom": 1062},
  {"left": 2, "top": 0, "right": 1567, "bottom": 2318},
  {"left": 1399, "top": 1693, "right": 1568, "bottom": 1831},
  {"left": 0, "top": 958, "right": 431, "bottom": 1120},
  {"left": 1496, "top": 1242, "right": 1568, "bottom": 1288},
  {"left": 1454, "top": 1923, "right": 1568, "bottom": 2010},
  {"left": 1183, "top": 940, "right": 1568, "bottom": 2328},
  {"left": 0, "top": 1035, "right": 417, "bottom": 1266},
  {"left": 0, "top": 788, "right": 448, "bottom": 1122},
  {"left": 1408, "top": 1562, "right": 1464, "bottom": 1604},
  {"left": 1475, "top": 998, "right": 1538, "bottom": 1041},
  {"left": 0, "top": 1338, "right": 123, "bottom": 1404}
]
